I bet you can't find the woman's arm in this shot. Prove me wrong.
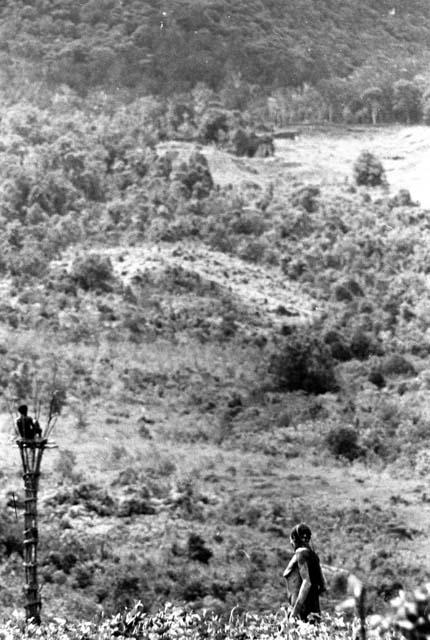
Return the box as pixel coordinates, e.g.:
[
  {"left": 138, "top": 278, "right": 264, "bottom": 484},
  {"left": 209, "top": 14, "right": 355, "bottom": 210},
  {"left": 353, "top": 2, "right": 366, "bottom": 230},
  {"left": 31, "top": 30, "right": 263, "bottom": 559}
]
[
  {"left": 290, "top": 550, "right": 311, "bottom": 619},
  {"left": 283, "top": 555, "right": 296, "bottom": 579}
]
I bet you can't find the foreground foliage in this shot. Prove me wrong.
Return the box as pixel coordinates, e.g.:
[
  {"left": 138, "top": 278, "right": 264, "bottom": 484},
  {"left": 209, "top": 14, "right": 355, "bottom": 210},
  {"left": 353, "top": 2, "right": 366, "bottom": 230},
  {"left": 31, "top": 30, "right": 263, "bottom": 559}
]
[
  {"left": 3, "top": 584, "right": 430, "bottom": 640},
  {"left": 0, "top": 604, "right": 382, "bottom": 640},
  {"left": 0, "top": 605, "right": 351, "bottom": 640}
]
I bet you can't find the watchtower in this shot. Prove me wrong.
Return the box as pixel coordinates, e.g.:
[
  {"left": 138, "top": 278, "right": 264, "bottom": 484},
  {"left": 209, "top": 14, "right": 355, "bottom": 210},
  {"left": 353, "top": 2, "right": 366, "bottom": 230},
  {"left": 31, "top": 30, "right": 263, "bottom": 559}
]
[
  {"left": 17, "top": 437, "right": 47, "bottom": 624},
  {"left": 12, "top": 395, "right": 59, "bottom": 624}
]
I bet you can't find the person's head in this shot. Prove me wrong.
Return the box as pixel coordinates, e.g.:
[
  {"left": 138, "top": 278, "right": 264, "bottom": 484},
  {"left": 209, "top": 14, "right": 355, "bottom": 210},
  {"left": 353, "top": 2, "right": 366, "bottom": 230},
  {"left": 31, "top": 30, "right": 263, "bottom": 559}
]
[
  {"left": 290, "top": 523, "right": 312, "bottom": 549},
  {"left": 18, "top": 405, "right": 28, "bottom": 417}
]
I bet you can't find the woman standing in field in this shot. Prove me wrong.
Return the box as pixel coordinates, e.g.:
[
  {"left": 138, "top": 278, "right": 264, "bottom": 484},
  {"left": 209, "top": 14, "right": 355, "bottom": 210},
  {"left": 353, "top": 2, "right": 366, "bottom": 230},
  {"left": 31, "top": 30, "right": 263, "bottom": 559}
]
[{"left": 283, "top": 523, "right": 326, "bottom": 622}]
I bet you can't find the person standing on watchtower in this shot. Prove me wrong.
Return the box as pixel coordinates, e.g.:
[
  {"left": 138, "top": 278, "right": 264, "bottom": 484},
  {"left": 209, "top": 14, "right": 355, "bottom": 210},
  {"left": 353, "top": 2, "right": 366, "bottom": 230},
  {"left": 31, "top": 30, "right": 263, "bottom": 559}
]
[{"left": 16, "top": 405, "right": 42, "bottom": 440}]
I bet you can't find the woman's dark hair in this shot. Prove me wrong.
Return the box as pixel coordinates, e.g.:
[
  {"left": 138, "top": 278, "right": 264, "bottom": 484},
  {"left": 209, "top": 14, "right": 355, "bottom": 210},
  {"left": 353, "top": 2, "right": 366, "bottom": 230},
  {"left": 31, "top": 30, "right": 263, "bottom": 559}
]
[{"left": 290, "top": 523, "right": 312, "bottom": 548}]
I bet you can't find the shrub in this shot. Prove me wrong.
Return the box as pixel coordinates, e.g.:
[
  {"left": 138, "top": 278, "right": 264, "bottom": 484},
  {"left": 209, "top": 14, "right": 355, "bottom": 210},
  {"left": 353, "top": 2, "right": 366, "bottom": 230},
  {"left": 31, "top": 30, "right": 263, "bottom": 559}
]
[
  {"left": 353, "top": 151, "right": 386, "bottom": 187},
  {"left": 71, "top": 253, "right": 116, "bottom": 292},
  {"left": 388, "top": 189, "right": 416, "bottom": 208},
  {"left": 207, "top": 223, "right": 238, "bottom": 253},
  {"left": 170, "top": 152, "right": 214, "bottom": 200},
  {"left": 197, "top": 109, "right": 230, "bottom": 144},
  {"left": 45, "top": 482, "right": 116, "bottom": 516},
  {"left": 229, "top": 128, "right": 251, "bottom": 156},
  {"left": 415, "top": 449, "right": 430, "bottom": 476},
  {"left": 184, "top": 152, "right": 213, "bottom": 199},
  {"left": 229, "top": 129, "right": 274, "bottom": 157},
  {"left": 382, "top": 353, "right": 416, "bottom": 376},
  {"left": 54, "top": 449, "right": 81, "bottom": 482},
  {"left": 72, "top": 563, "right": 94, "bottom": 589},
  {"left": 230, "top": 210, "right": 266, "bottom": 236},
  {"left": 7, "top": 246, "right": 49, "bottom": 279},
  {"left": 0, "top": 511, "right": 22, "bottom": 557},
  {"left": 269, "top": 331, "right": 339, "bottom": 394},
  {"left": 291, "top": 186, "right": 320, "bottom": 213},
  {"left": 237, "top": 238, "right": 268, "bottom": 263},
  {"left": 423, "top": 98, "right": 430, "bottom": 125},
  {"left": 187, "top": 534, "right": 213, "bottom": 564},
  {"left": 350, "top": 329, "right": 382, "bottom": 360},
  {"left": 167, "top": 99, "right": 194, "bottom": 131},
  {"left": 111, "top": 566, "right": 142, "bottom": 610},
  {"left": 326, "top": 425, "right": 362, "bottom": 461},
  {"left": 368, "top": 368, "right": 386, "bottom": 389},
  {"left": 333, "top": 278, "right": 364, "bottom": 302},
  {"left": 182, "top": 578, "right": 209, "bottom": 601}
]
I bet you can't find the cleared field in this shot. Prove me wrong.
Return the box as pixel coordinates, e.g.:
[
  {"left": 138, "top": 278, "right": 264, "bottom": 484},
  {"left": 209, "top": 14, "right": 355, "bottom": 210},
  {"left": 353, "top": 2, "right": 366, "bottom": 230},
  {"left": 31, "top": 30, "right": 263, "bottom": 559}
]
[{"left": 273, "top": 125, "right": 430, "bottom": 206}]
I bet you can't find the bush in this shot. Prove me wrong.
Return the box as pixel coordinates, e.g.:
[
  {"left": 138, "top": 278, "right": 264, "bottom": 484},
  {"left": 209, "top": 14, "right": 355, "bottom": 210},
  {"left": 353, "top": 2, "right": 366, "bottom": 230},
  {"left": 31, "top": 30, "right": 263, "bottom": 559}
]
[
  {"left": 0, "top": 511, "right": 23, "bottom": 557},
  {"left": 388, "top": 189, "right": 416, "bottom": 208},
  {"left": 326, "top": 425, "right": 362, "bottom": 461},
  {"left": 333, "top": 278, "right": 364, "bottom": 302},
  {"left": 291, "top": 186, "right": 320, "bottom": 213},
  {"left": 71, "top": 253, "right": 116, "bottom": 292},
  {"left": 198, "top": 109, "right": 230, "bottom": 144},
  {"left": 230, "top": 129, "right": 274, "bottom": 158},
  {"left": 54, "top": 449, "right": 81, "bottom": 483},
  {"left": 382, "top": 353, "right": 416, "bottom": 376},
  {"left": 324, "top": 329, "right": 353, "bottom": 361},
  {"left": 187, "top": 534, "right": 213, "bottom": 564},
  {"left": 368, "top": 368, "right": 386, "bottom": 388},
  {"left": 230, "top": 210, "right": 266, "bottom": 236},
  {"left": 353, "top": 151, "right": 386, "bottom": 187},
  {"left": 269, "top": 331, "right": 339, "bottom": 394},
  {"left": 237, "top": 238, "right": 268, "bottom": 263},
  {"left": 180, "top": 152, "right": 214, "bottom": 199},
  {"left": 350, "top": 329, "right": 382, "bottom": 360}
]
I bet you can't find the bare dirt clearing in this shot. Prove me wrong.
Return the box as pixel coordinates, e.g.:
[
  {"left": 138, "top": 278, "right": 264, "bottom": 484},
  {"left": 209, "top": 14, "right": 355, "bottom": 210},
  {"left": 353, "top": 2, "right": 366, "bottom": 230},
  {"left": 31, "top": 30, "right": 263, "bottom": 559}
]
[
  {"left": 108, "top": 243, "right": 320, "bottom": 325},
  {"left": 160, "top": 126, "right": 430, "bottom": 205},
  {"left": 273, "top": 126, "right": 430, "bottom": 206},
  {"left": 52, "top": 241, "right": 322, "bottom": 335}
]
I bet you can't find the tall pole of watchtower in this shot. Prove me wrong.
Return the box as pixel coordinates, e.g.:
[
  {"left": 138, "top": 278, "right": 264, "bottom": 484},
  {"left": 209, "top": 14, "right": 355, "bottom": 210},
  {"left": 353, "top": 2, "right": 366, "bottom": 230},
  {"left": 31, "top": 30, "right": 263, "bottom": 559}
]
[
  {"left": 17, "top": 437, "right": 47, "bottom": 625},
  {"left": 11, "top": 389, "right": 60, "bottom": 625}
]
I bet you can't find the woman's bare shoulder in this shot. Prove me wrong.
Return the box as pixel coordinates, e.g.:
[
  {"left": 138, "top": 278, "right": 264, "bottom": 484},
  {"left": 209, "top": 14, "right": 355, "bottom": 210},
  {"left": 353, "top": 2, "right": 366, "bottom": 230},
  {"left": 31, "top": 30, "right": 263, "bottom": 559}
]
[{"left": 295, "top": 547, "right": 311, "bottom": 562}]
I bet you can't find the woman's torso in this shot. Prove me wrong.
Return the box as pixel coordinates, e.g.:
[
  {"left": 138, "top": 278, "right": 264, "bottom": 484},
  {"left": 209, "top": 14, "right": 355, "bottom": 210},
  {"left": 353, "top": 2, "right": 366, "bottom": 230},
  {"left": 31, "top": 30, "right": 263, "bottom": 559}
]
[{"left": 284, "top": 547, "right": 322, "bottom": 619}]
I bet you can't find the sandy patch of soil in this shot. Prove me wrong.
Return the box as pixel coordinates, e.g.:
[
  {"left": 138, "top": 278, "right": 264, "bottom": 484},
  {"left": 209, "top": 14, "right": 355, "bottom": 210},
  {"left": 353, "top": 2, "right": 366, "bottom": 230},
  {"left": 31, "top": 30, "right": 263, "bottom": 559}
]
[{"left": 55, "top": 242, "right": 322, "bottom": 330}]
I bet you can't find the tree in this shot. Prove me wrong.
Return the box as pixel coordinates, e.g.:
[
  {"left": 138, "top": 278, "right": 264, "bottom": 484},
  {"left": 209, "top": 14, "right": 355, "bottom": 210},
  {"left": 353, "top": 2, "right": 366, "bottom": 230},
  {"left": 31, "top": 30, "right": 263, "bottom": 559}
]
[
  {"left": 353, "top": 151, "right": 386, "bottom": 187},
  {"left": 392, "top": 80, "right": 422, "bottom": 124},
  {"left": 361, "top": 87, "right": 383, "bottom": 125},
  {"left": 318, "top": 78, "right": 354, "bottom": 123},
  {"left": 422, "top": 89, "right": 430, "bottom": 124}
]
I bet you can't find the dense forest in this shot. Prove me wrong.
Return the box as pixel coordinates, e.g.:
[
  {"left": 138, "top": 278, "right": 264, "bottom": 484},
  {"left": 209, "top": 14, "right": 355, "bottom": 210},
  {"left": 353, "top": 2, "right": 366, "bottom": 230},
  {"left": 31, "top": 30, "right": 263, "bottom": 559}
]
[
  {"left": 0, "top": 0, "right": 429, "bottom": 90},
  {"left": 0, "top": 0, "right": 430, "bottom": 92},
  {"left": 2, "top": 0, "right": 430, "bottom": 125}
]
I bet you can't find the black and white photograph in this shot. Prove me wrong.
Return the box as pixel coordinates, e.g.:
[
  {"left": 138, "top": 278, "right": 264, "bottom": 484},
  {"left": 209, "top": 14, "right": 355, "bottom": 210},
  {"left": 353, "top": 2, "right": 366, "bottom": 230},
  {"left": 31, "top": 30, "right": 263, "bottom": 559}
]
[{"left": 0, "top": 1, "right": 429, "bottom": 637}]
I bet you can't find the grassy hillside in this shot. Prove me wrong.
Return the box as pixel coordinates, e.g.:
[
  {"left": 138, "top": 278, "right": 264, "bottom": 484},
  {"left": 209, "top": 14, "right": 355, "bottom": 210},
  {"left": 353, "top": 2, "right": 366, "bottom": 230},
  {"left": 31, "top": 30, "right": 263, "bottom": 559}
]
[{"left": 1, "top": 94, "right": 430, "bottom": 622}]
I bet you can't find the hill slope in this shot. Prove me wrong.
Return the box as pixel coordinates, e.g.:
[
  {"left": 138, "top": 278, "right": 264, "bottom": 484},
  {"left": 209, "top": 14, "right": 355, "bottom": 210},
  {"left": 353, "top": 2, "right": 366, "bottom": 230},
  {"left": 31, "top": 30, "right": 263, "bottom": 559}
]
[
  {"left": 0, "top": 96, "right": 430, "bottom": 621},
  {"left": 1, "top": 0, "right": 430, "bottom": 92}
]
